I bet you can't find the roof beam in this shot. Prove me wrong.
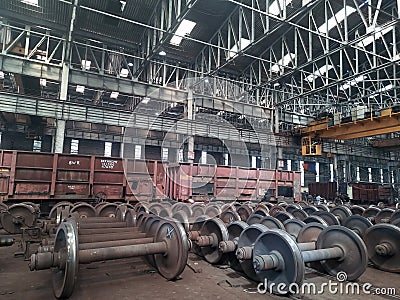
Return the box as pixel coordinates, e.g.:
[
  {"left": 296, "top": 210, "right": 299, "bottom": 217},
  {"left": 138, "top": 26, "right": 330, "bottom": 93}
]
[
  {"left": 134, "top": 0, "right": 199, "bottom": 77},
  {"left": 193, "top": 0, "right": 320, "bottom": 79}
]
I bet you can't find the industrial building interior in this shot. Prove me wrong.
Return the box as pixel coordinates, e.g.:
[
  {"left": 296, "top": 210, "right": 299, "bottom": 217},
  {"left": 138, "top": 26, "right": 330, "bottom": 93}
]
[{"left": 0, "top": 0, "right": 399, "bottom": 299}]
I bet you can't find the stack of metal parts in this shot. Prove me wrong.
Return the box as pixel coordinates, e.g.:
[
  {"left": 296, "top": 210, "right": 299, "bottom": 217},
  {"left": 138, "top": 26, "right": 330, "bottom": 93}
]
[
  {"left": 140, "top": 200, "right": 400, "bottom": 281},
  {"left": 29, "top": 203, "right": 188, "bottom": 299}
]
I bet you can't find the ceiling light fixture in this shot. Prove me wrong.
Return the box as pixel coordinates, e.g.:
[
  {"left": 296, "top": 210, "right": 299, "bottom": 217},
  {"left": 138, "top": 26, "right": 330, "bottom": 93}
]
[
  {"left": 76, "top": 85, "right": 85, "bottom": 93},
  {"left": 120, "top": 68, "right": 129, "bottom": 78},
  {"left": 81, "top": 60, "right": 91, "bottom": 70},
  {"left": 159, "top": 51, "right": 167, "bottom": 56},
  {"left": 110, "top": 91, "right": 119, "bottom": 99}
]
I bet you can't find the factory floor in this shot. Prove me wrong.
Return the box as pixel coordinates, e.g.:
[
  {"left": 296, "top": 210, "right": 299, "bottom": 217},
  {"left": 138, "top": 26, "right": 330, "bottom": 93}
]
[{"left": 0, "top": 231, "right": 399, "bottom": 300}]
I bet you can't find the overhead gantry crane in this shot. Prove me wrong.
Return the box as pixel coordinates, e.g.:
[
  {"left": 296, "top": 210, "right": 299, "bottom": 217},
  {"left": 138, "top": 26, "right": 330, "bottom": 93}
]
[{"left": 298, "top": 107, "right": 400, "bottom": 156}]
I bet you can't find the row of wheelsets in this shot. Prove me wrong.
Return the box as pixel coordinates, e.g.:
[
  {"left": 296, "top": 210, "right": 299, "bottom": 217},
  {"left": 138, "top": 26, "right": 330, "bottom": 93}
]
[{"left": 28, "top": 200, "right": 400, "bottom": 298}]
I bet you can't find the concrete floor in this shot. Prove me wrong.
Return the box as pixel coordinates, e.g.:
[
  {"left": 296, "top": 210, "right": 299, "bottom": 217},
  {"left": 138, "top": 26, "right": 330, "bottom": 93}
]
[{"left": 0, "top": 232, "right": 399, "bottom": 300}]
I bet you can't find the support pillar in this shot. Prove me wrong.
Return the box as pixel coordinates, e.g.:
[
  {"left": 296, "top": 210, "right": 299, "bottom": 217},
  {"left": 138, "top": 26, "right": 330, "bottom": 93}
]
[
  {"left": 54, "top": 64, "right": 69, "bottom": 153},
  {"left": 186, "top": 88, "right": 194, "bottom": 163},
  {"left": 54, "top": 120, "right": 66, "bottom": 153},
  {"left": 54, "top": 0, "right": 78, "bottom": 153}
]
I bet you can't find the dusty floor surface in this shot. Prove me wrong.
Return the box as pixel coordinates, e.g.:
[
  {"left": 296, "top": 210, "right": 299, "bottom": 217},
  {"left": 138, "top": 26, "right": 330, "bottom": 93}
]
[{"left": 0, "top": 231, "right": 399, "bottom": 300}]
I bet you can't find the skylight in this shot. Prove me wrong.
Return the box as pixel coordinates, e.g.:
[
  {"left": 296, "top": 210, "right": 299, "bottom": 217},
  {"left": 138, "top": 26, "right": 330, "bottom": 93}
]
[
  {"left": 20, "top": 0, "right": 39, "bottom": 6},
  {"left": 268, "top": 0, "right": 311, "bottom": 16},
  {"left": 271, "top": 53, "right": 295, "bottom": 73},
  {"left": 357, "top": 25, "right": 394, "bottom": 47},
  {"left": 339, "top": 75, "right": 366, "bottom": 90},
  {"left": 119, "top": 1, "right": 126, "bottom": 12},
  {"left": 170, "top": 19, "right": 197, "bottom": 46},
  {"left": 379, "top": 84, "right": 394, "bottom": 92},
  {"left": 305, "top": 65, "right": 333, "bottom": 82},
  {"left": 318, "top": 6, "right": 356, "bottom": 34},
  {"left": 268, "top": 0, "right": 294, "bottom": 16},
  {"left": 228, "top": 38, "right": 251, "bottom": 59},
  {"left": 369, "top": 84, "right": 394, "bottom": 97}
]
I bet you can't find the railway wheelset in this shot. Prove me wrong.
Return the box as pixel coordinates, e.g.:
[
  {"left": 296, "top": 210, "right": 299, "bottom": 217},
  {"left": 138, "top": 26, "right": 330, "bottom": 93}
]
[
  {"left": 30, "top": 209, "right": 189, "bottom": 299},
  {"left": 0, "top": 201, "right": 132, "bottom": 255}
]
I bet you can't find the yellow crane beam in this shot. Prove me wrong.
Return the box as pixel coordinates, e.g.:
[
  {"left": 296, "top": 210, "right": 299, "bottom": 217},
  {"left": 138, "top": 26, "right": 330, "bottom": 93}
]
[{"left": 300, "top": 111, "right": 400, "bottom": 140}]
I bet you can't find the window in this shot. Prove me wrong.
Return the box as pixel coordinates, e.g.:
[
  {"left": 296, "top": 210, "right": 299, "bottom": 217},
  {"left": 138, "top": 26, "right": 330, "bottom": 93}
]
[
  {"left": 162, "top": 148, "right": 169, "bottom": 161},
  {"left": 251, "top": 156, "right": 257, "bottom": 168},
  {"left": 201, "top": 151, "right": 207, "bottom": 164},
  {"left": 178, "top": 149, "right": 184, "bottom": 162},
  {"left": 134, "top": 145, "right": 142, "bottom": 159},
  {"left": 71, "top": 139, "right": 79, "bottom": 154},
  {"left": 104, "top": 142, "right": 112, "bottom": 157},
  {"left": 33, "top": 140, "right": 42, "bottom": 152},
  {"left": 287, "top": 159, "right": 292, "bottom": 171},
  {"left": 224, "top": 153, "right": 229, "bottom": 166}
]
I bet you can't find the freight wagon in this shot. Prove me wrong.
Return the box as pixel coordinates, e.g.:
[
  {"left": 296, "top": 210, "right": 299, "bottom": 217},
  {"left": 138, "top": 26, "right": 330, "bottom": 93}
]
[
  {"left": 350, "top": 182, "right": 395, "bottom": 204},
  {"left": 308, "top": 182, "right": 338, "bottom": 200},
  {"left": 0, "top": 150, "right": 165, "bottom": 208},
  {"left": 0, "top": 151, "right": 302, "bottom": 209},
  {"left": 308, "top": 181, "right": 396, "bottom": 204},
  {"left": 166, "top": 163, "right": 301, "bottom": 202}
]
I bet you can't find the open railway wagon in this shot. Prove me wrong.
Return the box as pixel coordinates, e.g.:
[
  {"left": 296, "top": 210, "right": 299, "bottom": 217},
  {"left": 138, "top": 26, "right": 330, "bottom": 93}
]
[
  {"left": 308, "top": 181, "right": 396, "bottom": 205},
  {"left": 166, "top": 162, "right": 301, "bottom": 202},
  {"left": 0, "top": 150, "right": 166, "bottom": 210},
  {"left": 350, "top": 182, "right": 396, "bottom": 204}
]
